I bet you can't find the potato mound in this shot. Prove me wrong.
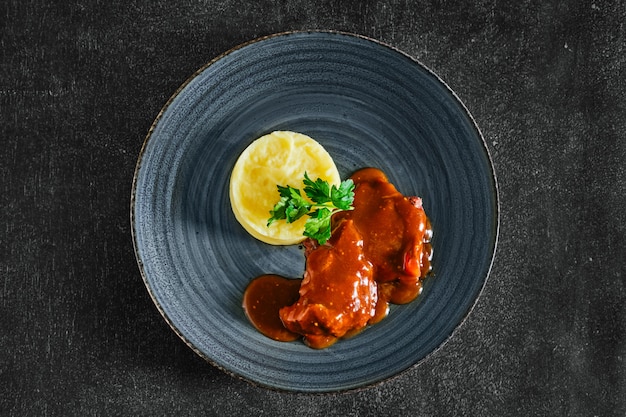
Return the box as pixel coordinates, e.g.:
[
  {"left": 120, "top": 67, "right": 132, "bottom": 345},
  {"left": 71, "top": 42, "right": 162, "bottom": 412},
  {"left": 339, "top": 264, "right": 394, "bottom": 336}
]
[{"left": 229, "top": 131, "right": 340, "bottom": 245}]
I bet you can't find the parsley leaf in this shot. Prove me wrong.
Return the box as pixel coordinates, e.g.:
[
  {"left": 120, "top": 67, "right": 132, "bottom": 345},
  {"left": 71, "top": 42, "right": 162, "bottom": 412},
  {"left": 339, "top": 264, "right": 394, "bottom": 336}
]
[
  {"left": 267, "top": 186, "right": 311, "bottom": 226},
  {"left": 303, "top": 172, "right": 332, "bottom": 204},
  {"left": 304, "top": 208, "right": 332, "bottom": 244},
  {"left": 267, "top": 172, "right": 355, "bottom": 244},
  {"left": 331, "top": 179, "right": 355, "bottom": 210}
]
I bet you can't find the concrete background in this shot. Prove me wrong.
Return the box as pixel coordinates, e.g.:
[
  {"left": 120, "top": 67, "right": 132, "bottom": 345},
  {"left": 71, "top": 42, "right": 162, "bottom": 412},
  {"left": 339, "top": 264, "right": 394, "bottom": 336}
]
[{"left": 2, "top": 0, "right": 625, "bottom": 415}]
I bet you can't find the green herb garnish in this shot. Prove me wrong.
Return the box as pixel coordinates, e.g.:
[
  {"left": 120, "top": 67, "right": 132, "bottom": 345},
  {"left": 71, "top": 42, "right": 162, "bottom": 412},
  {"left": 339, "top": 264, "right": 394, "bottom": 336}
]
[{"left": 267, "top": 172, "right": 355, "bottom": 244}]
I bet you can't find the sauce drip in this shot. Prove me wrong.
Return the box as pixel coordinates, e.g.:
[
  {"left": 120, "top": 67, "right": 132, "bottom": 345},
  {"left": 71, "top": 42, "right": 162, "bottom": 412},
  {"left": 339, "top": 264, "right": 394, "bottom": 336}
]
[
  {"left": 242, "top": 168, "right": 433, "bottom": 348},
  {"left": 242, "top": 274, "right": 301, "bottom": 342}
]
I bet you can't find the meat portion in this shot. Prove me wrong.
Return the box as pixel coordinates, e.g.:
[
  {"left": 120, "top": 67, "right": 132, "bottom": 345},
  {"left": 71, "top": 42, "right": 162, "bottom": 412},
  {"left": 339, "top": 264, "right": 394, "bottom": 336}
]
[
  {"left": 278, "top": 168, "right": 433, "bottom": 347},
  {"left": 333, "top": 168, "right": 432, "bottom": 307},
  {"left": 279, "top": 220, "right": 377, "bottom": 348}
]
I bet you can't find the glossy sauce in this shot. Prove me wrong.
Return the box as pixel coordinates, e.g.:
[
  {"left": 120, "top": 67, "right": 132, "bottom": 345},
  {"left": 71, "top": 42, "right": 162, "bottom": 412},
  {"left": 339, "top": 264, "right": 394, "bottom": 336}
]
[
  {"left": 335, "top": 168, "right": 433, "bottom": 316},
  {"left": 242, "top": 168, "right": 433, "bottom": 348},
  {"left": 242, "top": 274, "right": 301, "bottom": 342},
  {"left": 279, "top": 220, "right": 376, "bottom": 348}
]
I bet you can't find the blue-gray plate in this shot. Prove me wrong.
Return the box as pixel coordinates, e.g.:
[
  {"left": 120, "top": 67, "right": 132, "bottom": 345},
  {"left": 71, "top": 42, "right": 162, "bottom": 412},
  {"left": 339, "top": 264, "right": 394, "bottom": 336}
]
[{"left": 131, "top": 31, "right": 498, "bottom": 392}]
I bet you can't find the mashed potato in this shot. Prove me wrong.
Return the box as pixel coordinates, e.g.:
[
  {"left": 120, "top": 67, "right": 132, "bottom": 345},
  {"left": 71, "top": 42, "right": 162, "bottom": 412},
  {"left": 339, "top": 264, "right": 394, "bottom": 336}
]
[{"left": 229, "top": 131, "right": 340, "bottom": 245}]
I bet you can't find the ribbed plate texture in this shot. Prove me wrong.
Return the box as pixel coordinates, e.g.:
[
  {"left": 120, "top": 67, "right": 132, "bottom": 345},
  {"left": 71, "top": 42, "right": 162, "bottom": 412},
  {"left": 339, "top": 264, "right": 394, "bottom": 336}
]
[{"left": 132, "top": 31, "right": 498, "bottom": 392}]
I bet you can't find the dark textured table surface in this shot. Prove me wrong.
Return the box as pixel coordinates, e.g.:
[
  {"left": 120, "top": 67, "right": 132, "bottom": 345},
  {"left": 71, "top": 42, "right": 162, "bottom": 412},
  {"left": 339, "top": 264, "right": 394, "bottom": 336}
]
[{"left": 2, "top": 1, "right": 625, "bottom": 416}]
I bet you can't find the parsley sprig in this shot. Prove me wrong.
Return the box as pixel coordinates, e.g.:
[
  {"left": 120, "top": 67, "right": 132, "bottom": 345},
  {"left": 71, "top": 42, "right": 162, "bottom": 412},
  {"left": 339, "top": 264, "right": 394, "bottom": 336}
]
[{"left": 267, "top": 172, "right": 355, "bottom": 244}]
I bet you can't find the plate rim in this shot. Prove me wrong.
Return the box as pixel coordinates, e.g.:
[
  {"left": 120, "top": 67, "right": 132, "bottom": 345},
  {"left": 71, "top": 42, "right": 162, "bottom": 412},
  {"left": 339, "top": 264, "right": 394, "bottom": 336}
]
[{"left": 130, "top": 29, "right": 500, "bottom": 393}]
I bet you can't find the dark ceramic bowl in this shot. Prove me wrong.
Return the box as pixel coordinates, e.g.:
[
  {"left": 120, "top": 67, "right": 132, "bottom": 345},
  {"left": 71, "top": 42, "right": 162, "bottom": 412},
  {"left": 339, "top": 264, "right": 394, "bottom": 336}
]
[{"left": 131, "top": 31, "right": 498, "bottom": 392}]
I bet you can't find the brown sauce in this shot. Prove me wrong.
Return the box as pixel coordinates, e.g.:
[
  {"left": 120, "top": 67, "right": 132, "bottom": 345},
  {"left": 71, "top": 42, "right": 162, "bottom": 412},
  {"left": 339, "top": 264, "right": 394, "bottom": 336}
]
[
  {"left": 334, "top": 168, "right": 433, "bottom": 310},
  {"left": 242, "top": 168, "right": 433, "bottom": 348},
  {"left": 242, "top": 274, "right": 301, "bottom": 342},
  {"left": 279, "top": 220, "right": 376, "bottom": 348}
]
